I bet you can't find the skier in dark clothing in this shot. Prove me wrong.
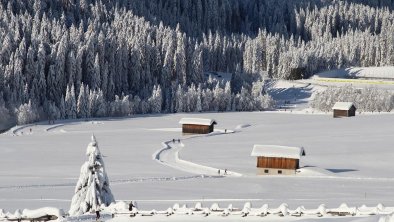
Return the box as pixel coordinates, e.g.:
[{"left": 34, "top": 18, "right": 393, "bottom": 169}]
[
  {"left": 95, "top": 210, "right": 100, "bottom": 220},
  {"left": 129, "top": 201, "right": 135, "bottom": 211}
]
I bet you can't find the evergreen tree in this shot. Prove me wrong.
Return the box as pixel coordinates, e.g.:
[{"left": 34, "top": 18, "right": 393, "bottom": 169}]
[
  {"left": 196, "top": 85, "right": 202, "bottom": 112},
  {"left": 65, "top": 84, "right": 77, "bottom": 119},
  {"left": 95, "top": 90, "right": 107, "bottom": 117},
  {"left": 175, "top": 85, "right": 183, "bottom": 113},
  {"left": 224, "top": 82, "right": 232, "bottom": 111},
  {"left": 69, "top": 135, "right": 115, "bottom": 216},
  {"left": 36, "top": 44, "right": 47, "bottom": 105},
  {"left": 92, "top": 54, "right": 101, "bottom": 91},
  {"left": 148, "top": 85, "right": 162, "bottom": 114},
  {"left": 77, "top": 84, "right": 89, "bottom": 118},
  {"left": 66, "top": 50, "right": 77, "bottom": 86},
  {"left": 174, "top": 25, "right": 187, "bottom": 85}
]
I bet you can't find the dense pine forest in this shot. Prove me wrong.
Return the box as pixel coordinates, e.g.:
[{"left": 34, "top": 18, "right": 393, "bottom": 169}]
[{"left": 1, "top": 0, "right": 394, "bottom": 125}]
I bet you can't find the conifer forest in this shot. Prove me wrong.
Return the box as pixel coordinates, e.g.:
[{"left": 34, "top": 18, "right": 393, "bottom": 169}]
[{"left": 1, "top": 0, "right": 394, "bottom": 124}]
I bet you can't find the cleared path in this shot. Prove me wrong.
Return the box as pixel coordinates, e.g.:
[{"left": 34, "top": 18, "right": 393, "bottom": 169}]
[{"left": 154, "top": 130, "right": 242, "bottom": 177}]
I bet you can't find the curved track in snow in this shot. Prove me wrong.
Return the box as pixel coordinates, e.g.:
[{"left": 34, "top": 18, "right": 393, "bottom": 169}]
[
  {"left": 154, "top": 129, "right": 242, "bottom": 177},
  {"left": 45, "top": 124, "right": 65, "bottom": 132}
]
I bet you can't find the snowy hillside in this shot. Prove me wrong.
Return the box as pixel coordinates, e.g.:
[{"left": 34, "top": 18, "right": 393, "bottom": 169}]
[
  {"left": 315, "top": 67, "right": 394, "bottom": 80},
  {"left": 4, "top": 1, "right": 394, "bottom": 126},
  {"left": 1, "top": 112, "right": 394, "bottom": 221}
]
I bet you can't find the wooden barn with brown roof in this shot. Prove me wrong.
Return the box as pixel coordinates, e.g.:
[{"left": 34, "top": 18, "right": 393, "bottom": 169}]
[
  {"left": 179, "top": 118, "right": 217, "bottom": 134},
  {"left": 251, "top": 145, "right": 306, "bottom": 175},
  {"left": 332, "top": 102, "right": 356, "bottom": 118}
]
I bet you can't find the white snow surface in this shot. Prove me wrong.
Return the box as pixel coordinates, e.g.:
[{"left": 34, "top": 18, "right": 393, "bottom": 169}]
[
  {"left": 2, "top": 112, "right": 394, "bottom": 221},
  {"left": 250, "top": 145, "right": 305, "bottom": 159},
  {"left": 179, "top": 118, "right": 216, "bottom": 126}
]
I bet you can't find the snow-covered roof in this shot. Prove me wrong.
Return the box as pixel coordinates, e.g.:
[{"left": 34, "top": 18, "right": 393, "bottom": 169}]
[
  {"left": 332, "top": 102, "right": 355, "bottom": 110},
  {"left": 251, "top": 145, "right": 305, "bottom": 159},
  {"left": 179, "top": 118, "right": 217, "bottom": 126}
]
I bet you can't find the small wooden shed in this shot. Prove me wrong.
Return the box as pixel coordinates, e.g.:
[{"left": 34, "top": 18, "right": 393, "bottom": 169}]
[
  {"left": 332, "top": 102, "right": 356, "bottom": 118},
  {"left": 251, "top": 145, "right": 305, "bottom": 175},
  {"left": 179, "top": 118, "right": 217, "bottom": 134}
]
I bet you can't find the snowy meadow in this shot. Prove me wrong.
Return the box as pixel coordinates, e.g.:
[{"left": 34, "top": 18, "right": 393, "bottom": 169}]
[{"left": 1, "top": 112, "right": 394, "bottom": 221}]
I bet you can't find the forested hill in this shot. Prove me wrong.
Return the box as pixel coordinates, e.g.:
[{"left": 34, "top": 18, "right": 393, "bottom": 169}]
[{"left": 1, "top": 0, "right": 394, "bottom": 125}]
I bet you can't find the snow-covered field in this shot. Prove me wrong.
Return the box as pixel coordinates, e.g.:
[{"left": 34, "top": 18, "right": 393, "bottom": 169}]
[
  {"left": 315, "top": 67, "right": 394, "bottom": 80},
  {"left": 308, "top": 66, "right": 394, "bottom": 91},
  {"left": 1, "top": 112, "right": 394, "bottom": 221}
]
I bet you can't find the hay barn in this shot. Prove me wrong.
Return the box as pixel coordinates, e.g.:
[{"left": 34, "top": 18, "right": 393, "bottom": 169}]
[
  {"left": 251, "top": 145, "right": 305, "bottom": 175},
  {"left": 179, "top": 118, "right": 217, "bottom": 134},
  {"left": 332, "top": 102, "right": 356, "bottom": 118}
]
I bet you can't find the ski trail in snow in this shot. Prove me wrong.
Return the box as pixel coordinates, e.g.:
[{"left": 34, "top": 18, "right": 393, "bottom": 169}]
[
  {"left": 8, "top": 124, "right": 35, "bottom": 136},
  {"left": 153, "top": 128, "right": 394, "bottom": 181},
  {"left": 154, "top": 129, "right": 242, "bottom": 177},
  {"left": 0, "top": 176, "right": 221, "bottom": 190},
  {"left": 45, "top": 124, "right": 65, "bottom": 132}
]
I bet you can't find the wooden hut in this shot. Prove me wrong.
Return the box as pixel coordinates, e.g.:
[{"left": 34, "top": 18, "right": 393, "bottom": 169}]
[
  {"left": 332, "top": 102, "right": 356, "bottom": 118},
  {"left": 179, "top": 118, "right": 217, "bottom": 134},
  {"left": 251, "top": 145, "right": 305, "bottom": 175}
]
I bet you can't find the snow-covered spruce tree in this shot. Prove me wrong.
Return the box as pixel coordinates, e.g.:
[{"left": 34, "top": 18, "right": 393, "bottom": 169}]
[
  {"left": 69, "top": 135, "right": 115, "bottom": 216},
  {"left": 77, "top": 84, "right": 89, "bottom": 118},
  {"left": 148, "top": 85, "right": 162, "bottom": 114},
  {"left": 65, "top": 84, "right": 77, "bottom": 119},
  {"left": 0, "top": 94, "right": 11, "bottom": 125}
]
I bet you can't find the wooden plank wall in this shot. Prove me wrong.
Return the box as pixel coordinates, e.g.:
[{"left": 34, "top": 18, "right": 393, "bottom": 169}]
[
  {"left": 182, "top": 124, "right": 212, "bottom": 134},
  {"left": 333, "top": 109, "right": 348, "bottom": 117},
  {"left": 257, "top": 157, "right": 299, "bottom": 169}
]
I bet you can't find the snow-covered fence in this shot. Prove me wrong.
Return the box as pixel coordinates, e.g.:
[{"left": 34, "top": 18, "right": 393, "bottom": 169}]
[
  {"left": 2, "top": 202, "right": 393, "bottom": 221},
  {"left": 0, "top": 208, "right": 65, "bottom": 221},
  {"left": 105, "top": 202, "right": 394, "bottom": 219}
]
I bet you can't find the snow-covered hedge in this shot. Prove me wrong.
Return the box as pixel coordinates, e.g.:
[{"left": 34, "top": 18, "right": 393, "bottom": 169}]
[{"left": 310, "top": 86, "right": 394, "bottom": 112}]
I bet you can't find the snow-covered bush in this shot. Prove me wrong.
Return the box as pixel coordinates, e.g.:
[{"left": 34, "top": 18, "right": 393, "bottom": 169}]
[
  {"left": 15, "top": 100, "right": 38, "bottom": 125},
  {"left": 232, "top": 85, "right": 274, "bottom": 112},
  {"left": 109, "top": 95, "right": 131, "bottom": 117},
  {"left": 148, "top": 85, "right": 162, "bottom": 113},
  {"left": 69, "top": 135, "right": 115, "bottom": 216}
]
